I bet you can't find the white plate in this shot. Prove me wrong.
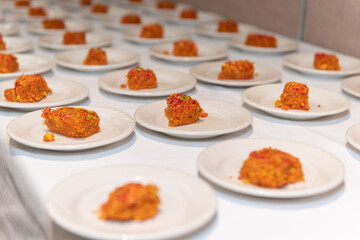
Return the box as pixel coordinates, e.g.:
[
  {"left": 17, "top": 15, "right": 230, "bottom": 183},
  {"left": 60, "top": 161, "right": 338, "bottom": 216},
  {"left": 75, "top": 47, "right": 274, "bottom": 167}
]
[
  {"left": 98, "top": 68, "right": 196, "bottom": 97},
  {"left": 198, "top": 138, "right": 345, "bottom": 198},
  {"left": 102, "top": 15, "right": 163, "bottom": 31},
  {"left": 195, "top": 21, "right": 259, "bottom": 38},
  {"left": 54, "top": 48, "right": 139, "bottom": 72},
  {"left": 346, "top": 123, "right": 360, "bottom": 151},
  {"left": 227, "top": 33, "right": 299, "bottom": 53},
  {"left": 46, "top": 164, "right": 216, "bottom": 240},
  {"left": 342, "top": 75, "right": 360, "bottom": 98},
  {"left": 242, "top": 83, "right": 350, "bottom": 120},
  {"left": 38, "top": 33, "right": 112, "bottom": 50},
  {"left": 122, "top": 26, "right": 191, "bottom": 44},
  {"left": 140, "top": 2, "right": 191, "bottom": 15},
  {"left": 0, "top": 37, "right": 33, "bottom": 53},
  {"left": 190, "top": 61, "right": 281, "bottom": 87},
  {"left": 26, "top": 20, "right": 92, "bottom": 35},
  {"left": 283, "top": 53, "right": 360, "bottom": 77},
  {"left": 165, "top": 10, "right": 222, "bottom": 25},
  {"left": 0, "top": 23, "right": 20, "bottom": 35},
  {"left": 135, "top": 99, "right": 252, "bottom": 139},
  {"left": 12, "top": 8, "right": 69, "bottom": 22},
  {"left": 0, "top": 54, "right": 52, "bottom": 79},
  {"left": 149, "top": 41, "right": 228, "bottom": 62},
  {"left": 0, "top": 78, "right": 89, "bottom": 109},
  {"left": 7, "top": 106, "right": 135, "bottom": 151}
]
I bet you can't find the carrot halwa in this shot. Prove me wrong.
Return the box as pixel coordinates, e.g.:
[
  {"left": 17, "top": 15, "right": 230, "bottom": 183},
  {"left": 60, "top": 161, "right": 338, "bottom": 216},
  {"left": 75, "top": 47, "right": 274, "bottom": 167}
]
[
  {"left": 28, "top": 7, "right": 47, "bottom": 16},
  {"left": 156, "top": 1, "right": 176, "bottom": 9},
  {"left": 180, "top": 9, "right": 197, "bottom": 19},
  {"left": 83, "top": 48, "right": 107, "bottom": 65},
  {"left": 173, "top": 40, "right": 197, "bottom": 57},
  {"left": 164, "top": 93, "right": 208, "bottom": 127},
  {"left": 41, "top": 107, "right": 100, "bottom": 138},
  {"left": 217, "top": 20, "right": 238, "bottom": 33},
  {"left": 218, "top": 60, "right": 254, "bottom": 80},
  {"left": 140, "top": 24, "right": 163, "bottom": 38},
  {"left": 14, "top": 0, "right": 30, "bottom": 6},
  {"left": 314, "top": 52, "right": 341, "bottom": 71},
  {"left": 121, "top": 14, "right": 141, "bottom": 24},
  {"left": 91, "top": 3, "right": 108, "bottom": 13},
  {"left": 0, "top": 53, "right": 19, "bottom": 73},
  {"left": 4, "top": 74, "right": 52, "bottom": 102},
  {"left": 245, "top": 33, "right": 277, "bottom": 48},
  {"left": 274, "top": 82, "right": 310, "bottom": 111},
  {"left": 43, "top": 132, "right": 54, "bottom": 142},
  {"left": 98, "top": 183, "right": 160, "bottom": 221},
  {"left": 0, "top": 34, "right": 6, "bottom": 50},
  {"left": 239, "top": 147, "right": 305, "bottom": 188},
  {"left": 63, "top": 31, "right": 86, "bottom": 45},
  {"left": 81, "top": 0, "right": 91, "bottom": 5},
  {"left": 126, "top": 67, "right": 157, "bottom": 90},
  {"left": 43, "top": 19, "right": 65, "bottom": 29}
]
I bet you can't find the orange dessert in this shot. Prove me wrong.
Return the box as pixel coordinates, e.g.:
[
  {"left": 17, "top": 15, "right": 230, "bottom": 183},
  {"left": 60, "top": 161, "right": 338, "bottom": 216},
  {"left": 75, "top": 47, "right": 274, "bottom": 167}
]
[
  {"left": 43, "top": 133, "right": 54, "bottom": 142},
  {"left": 0, "top": 53, "right": 19, "bottom": 73},
  {"left": 218, "top": 60, "right": 254, "bottom": 80},
  {"left": 80, "top": 0, "right": 91, "bottom": 5},
  {"left": 14, "top": 0, "right": 30, "bottom": 6},
  {"left": 164, "top": 93, "right": 208, "bottom": 127},
  {"left": 314, "top": 52, "right": 341, "bottom": 71},
  {"left": 239, "top": 147, "right": 305, "bottom": 188},
  {"left": 43, "top": 19, "right": 65, "bottom": 29},
  {"left": 275, "top": 82, "right": 310, "bottom": 111},
  {"left": 41, "top": 107, "right": 100, "bottom": 138},
  {"left": 156, "top": 1, "right": 176, "bottom": 9},
  {"left": 63, "top": 31, "right": 86, "bottom": 45},
  {"left": 140, "top": 24, "right": 163, "bottom": 38},
  {"left": 0, "top": 34, "right": 6, "bottom": 50},
  {"left": 121, "top": 14, "right": 141, "bottom": 24},
  {"left": 126, "top": 67, "right": 157, "bottom": 90},
  {"left": 4, "top": 74, "right": 52, "bottom": 102},
  {"left": 129, "top": 0, "right": 142, "bottom": 2},
  {"left": 245, "top": 33, "right": 277, "bottom": 48},
  {"left": 180, "top": 9, "right": 197, "bottom": 19},
  {"left": 28, "top": 7, "right": 47, "bottom": 16},
  {"left": 173, "top": 40, "right": 197, "bottom": 57},
  {"left": 91, "top": 3, "right": 108, "bottom": 13},
  {"left": 217, "top": 20, "right": 238, "bottom": 33},
  {"left": 83, "top": 48, "right": 107, "bottom": 65},
  {"left": 98, "top": 183, "right": 160, "bottom": 221}
]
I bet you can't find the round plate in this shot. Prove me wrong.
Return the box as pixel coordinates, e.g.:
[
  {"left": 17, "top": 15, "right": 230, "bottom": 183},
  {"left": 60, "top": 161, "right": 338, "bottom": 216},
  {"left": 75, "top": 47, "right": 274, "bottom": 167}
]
[
  {"left": 26, "top": 20, "right": 92, "bottom": 35},
  {"left": 346, "top": 123, "right": 360, "bottom": 151},
  {"left": 190, "top": 61, "right": 281, "bottom": 87},
  {"left": 283, "top": 53, "right": 360, "bottom": 77},
  {"left": 242, "top": 83, "right": 350, "bottom": 120},
  {"left": 0, "top": 78, "right": 89, "bottom": 110},
  {"left": 54, "top": 48, "right": 139, "bottom": 72},
  {"left": 38, "top": 33, "right": 112, "bottom": 50},
  {"left": 98, "top": 68, "right": 196, "bottom": 97},
  {"left": 0, "top": 54, "right": 52, "bottom": 79},
  {"left": 227, "top": 33, "right": 299, "bottom": 53},
  {"left": 102, "top": 15, "right": 162, "bottom": 31},
  {"left": 122, "top": 26, "right": 191, "bottom": 44},
  {"left": 0, "top": 23, "right": 20, "bottom": 35},
  {"left": 12, "top": 7, "right": 69, "bottom": 22},
  {"left": 342, "top": 75, "right": 360, "bottom": 98},
  {"left": 0, "top": 37, "right": 33, "bottom": 53},
  {"left": 46, "top": 164, "right": 216, "bottom": 240},
  {"left": 149, "top": 41, "right": 228, "bottom": 62},
  {"left": 7, "top": 106, "right": 135, "bottom": 151},
  {"left": 198, "top": 138, "right": 345, "bottom": 198},
  {"left": 140, "top": 2, "right": 191, "bottom": 15},
  {"left": 195, "top": 21, "right": 259, "bottom": 38},
  {"left": 134, "top": 99, "right": 252, "bottom": 139},
  {"left": 165, "top": 10, "right": 221, "bottom": 25}
]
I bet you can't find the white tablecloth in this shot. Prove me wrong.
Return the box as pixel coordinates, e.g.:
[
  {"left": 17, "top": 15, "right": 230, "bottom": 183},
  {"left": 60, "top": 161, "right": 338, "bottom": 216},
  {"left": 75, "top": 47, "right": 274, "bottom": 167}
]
[{"left": 2, "top": 4, "right": 360, "bottom": 240}]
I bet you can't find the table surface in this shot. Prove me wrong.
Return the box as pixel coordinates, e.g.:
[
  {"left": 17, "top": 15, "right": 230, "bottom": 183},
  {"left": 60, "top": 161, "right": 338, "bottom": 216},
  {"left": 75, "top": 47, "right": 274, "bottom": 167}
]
[{"left": 2, "top": 1, "right": 360, "bottom": 240}]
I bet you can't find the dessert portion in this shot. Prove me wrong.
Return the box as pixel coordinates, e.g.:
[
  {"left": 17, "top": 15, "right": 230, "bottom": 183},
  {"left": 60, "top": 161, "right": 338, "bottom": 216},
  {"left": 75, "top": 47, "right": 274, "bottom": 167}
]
[
  {"left": 218, "top": 60, "right": 254, "bottom": 80},
  {"left": 245, "top": 33, "right": 277, "bottom": 48},
  {"left": 180, "top": 9, "right": 197, "bottom": 19},
  {"left": 43, "top": 132, "right": 54, "bottom": 142},
  {"left": 4, "top": 74, "right": 52, "bottom": 102},
  {"left": 14, "top": 0, "right": 30, "bottom": 6},
  {"left": 217, "top": 20, "right": 238, "bottom": 33},
  {"left": 173, "top": 40, "right": 197, "bottom": 57},
  {"left": 129, "top": 0, "right": 142, "bottom": 2},
  {"left": 43, "top": 19, "right": 65, "bottom": 29},
  {"left": 0, "top": 34, "right": 6, "bottom": 50},
  {"left": 80, "top": 0, "right": 91, "bottom": 5},
  {"left": 164, "top": 93, "right": 208, "bottom": 127},
  {"left": 275, "top": 82, "right": 310, "bottom": 111},
  {"left": 91, "top": 3, "right": 108, "bottom": 13},
  {"left": 28, "top": 7, "right": 47, "bottom": 16},
  {"left": 83, "top": 48, "right": 107, "bottom": 65},
  {"left": 140, "top": 24, "right": 163, "bottom": 38},
  {"left": 121, "top": 14, "right": 141, "bottom": 24},
  {"left": 63, "top": 31, "right": 86, "bottom": 45},
  {"left": 0, "top": 53, "right": 19, "bottom": 73},
  {"left": 313, "top": 52, "right": 341, "bottom": 71},
  {"left": 156, "top": 1, "right": 176, "bottom": 9},
  {"left": 41, "top": 107, "right": 100, "bottom": 138},
  {"left": 98, "top": 183, "right": 160, "bottom": 221},
  {"left": 126, "top": 67, "right": 157, "bottom": 90},
  {"left": 239, "top": 147, "right": 305, "bottom": 188}
]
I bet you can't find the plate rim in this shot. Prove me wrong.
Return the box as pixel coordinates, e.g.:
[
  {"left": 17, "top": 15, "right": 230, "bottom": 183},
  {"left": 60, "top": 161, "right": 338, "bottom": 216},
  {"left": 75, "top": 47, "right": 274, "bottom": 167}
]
[
  {"left": 342, "top": 75, "right": 360, "bottom": 97},
  {"left": 1, "top": 36, "right": 34, "bottom": 53}
]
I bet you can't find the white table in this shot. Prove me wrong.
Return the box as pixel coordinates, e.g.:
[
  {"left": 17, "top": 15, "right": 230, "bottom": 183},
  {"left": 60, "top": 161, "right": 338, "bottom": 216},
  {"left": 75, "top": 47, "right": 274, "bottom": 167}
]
[{"left": 2, "top": 3, "right": 360, "bottom": 240}]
